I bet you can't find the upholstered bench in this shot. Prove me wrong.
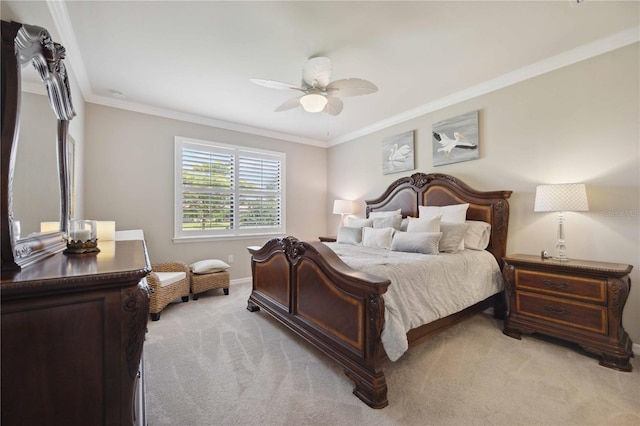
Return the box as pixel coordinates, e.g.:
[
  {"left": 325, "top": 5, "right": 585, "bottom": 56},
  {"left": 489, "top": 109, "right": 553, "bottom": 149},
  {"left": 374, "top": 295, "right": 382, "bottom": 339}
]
[{"left": 189, "top": 259, "right": 230, "bottom": 300}]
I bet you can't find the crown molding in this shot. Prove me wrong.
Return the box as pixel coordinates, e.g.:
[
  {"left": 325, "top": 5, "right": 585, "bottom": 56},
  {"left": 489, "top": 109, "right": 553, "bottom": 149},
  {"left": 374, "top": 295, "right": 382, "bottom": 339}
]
[
  {"left": 86, "top": 93, "right": 328, "bottom": 147},
  {"left": 46, "top": 0, "right": 92, "bottom": 102},
  {"left": 328, "top": 26, "right": 640, "bottom": 147}
]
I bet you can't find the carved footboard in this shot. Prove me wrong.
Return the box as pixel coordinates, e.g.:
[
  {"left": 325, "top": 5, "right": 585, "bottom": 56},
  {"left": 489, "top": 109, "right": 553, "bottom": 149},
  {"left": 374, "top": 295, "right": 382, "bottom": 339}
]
[{"left": 247, "top": 236, "right": 392, "bottom": 408}]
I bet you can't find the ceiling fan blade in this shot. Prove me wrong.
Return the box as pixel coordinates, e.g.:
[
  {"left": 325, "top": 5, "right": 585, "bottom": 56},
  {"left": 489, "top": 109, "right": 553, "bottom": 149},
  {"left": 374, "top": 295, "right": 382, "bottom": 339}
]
[
  {"left": 274, "top": 96, "right": 302, "bottom": 112},
  {"left": 326, "top": 78, "right": 378, "bottom": 97},
  {"left": 323, "top": 96, "right": 343, "bottom": 116},
  {"left": 302, "top": 57, "right": 332, "bottom": 89},
  {"left": 250, "top": 78, "right": 303, "bottom": 92}
]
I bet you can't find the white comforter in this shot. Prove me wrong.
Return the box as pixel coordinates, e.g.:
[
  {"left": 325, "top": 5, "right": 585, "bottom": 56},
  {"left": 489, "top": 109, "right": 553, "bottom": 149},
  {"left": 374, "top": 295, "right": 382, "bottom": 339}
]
[{"left": 324, "top": 243, "right": 503, "bottom": 361}]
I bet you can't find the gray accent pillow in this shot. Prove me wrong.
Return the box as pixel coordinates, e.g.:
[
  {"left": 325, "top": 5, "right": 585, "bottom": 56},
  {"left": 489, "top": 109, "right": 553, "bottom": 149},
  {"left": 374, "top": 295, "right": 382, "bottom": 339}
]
[
  {"left": 372, "top": 215, "right": 402, "bottom": 230},
  {"left": 336, "top": 226, "right": 362, "bottom": 245},
  {"left": 347, "top": 217, "right": 373, "bottom": 228},
  {"left": 439, "top": 222, "right": 470, "bottom": 253},
  {"left": 391, "top": 231, "right": 442, "bottom": 254}
]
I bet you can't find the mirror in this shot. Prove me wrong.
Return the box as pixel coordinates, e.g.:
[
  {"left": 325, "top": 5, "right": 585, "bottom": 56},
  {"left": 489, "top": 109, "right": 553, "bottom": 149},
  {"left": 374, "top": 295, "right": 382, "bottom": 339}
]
[
  {"left": 13, "top": 90, "right": 60, "bottom": 238},
  {"left": 1, "top": 20, "right": 76, "bottom": 272}
]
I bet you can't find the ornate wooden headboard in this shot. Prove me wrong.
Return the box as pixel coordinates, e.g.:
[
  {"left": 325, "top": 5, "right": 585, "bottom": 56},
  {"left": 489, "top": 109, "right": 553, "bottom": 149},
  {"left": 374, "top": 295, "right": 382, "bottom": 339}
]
[{"left": 365, "top": 173, "right": 512, "bottom": 267}]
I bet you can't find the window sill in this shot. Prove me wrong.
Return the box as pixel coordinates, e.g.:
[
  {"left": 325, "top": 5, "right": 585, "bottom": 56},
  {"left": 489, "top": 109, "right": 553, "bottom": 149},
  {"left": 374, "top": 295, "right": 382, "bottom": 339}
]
[{"left": 172, "top": 232, "right": 286, "bottom": 243}]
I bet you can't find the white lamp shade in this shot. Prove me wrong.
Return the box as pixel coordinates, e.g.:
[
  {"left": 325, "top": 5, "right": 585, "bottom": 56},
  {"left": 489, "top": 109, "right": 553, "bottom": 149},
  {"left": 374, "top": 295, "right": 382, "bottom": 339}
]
[
  {"left": 96, "top": 221, "right": 116, "bottom": 241},
  {"left": 534, "top": 184, "right": 589, "bottom": 212},
  {"left": 333, "top": 200, "right": 354, "bottom": 215},
  {"left": 300, "top": 93, "right": 328, "bottom": 113}
]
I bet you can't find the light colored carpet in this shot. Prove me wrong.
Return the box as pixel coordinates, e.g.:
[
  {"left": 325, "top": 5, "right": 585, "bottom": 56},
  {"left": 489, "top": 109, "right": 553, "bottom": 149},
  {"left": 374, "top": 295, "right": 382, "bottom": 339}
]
[{"left": 144, "top": 281, "right": 639, "bottom": 425}]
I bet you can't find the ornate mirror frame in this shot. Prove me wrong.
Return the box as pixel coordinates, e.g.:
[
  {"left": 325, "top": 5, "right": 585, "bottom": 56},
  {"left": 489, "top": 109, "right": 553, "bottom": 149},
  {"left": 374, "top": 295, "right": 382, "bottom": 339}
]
[{"left": 1, "top": 20, "right": 76, "bottom": 273}]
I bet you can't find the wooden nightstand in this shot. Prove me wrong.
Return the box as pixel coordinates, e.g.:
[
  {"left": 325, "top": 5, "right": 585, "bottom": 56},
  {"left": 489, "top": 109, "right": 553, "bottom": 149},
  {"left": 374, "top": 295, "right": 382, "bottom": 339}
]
[
  {"left": 319, "top": 236, "right": 337, "bottom": 242},
  {"left": 502, "top": 254, "right": 634, "bottom": 371}
]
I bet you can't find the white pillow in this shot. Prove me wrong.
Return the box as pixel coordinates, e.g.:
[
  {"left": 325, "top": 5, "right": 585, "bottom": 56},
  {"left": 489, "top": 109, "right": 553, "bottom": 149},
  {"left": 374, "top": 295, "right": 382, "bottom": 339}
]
[
  {"left": 419, "top": 203, "right": 469, "bottom": 223},
  {"left": 400, "top": 217, "right": 414, "bottom": 232},
  {"left": 464, "top": 221, "right": 491, "bottom": 250},
  {"left": 372, "top": 215, "right": 402, "bottom": 230},
  {"left": 362, "top": 227, "right": 394, "bottom": 250},
  {"left": 369, "top": 209, "right": 401, "bottom": 218},
  {"left": 391, "top": 231, "right": 442, "bottom": 254},
  {"left": 347, "top": 217, "right": 373, "bottom": 228},
  {"left": 439, "top": 223, "right": 469, "bottom": 253},
  {"left": 406, "top": 215, "right": 442, "bottom": 233},
  {"left": 190, "top": 259, "right": 230, "bottom": 274},
  {"left": 336, "top": 226, "right": 362, "bottom": 245}
]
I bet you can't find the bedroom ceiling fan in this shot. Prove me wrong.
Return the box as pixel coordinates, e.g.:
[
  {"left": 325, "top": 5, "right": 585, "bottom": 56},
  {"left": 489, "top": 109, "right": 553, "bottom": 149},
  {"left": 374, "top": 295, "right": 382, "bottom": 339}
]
[{"left": 250, "top": 56, "right": 378, "bottom": 116}]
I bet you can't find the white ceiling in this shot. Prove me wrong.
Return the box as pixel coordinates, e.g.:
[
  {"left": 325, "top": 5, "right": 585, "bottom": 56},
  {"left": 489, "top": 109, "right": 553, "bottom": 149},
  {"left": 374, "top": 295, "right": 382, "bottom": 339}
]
[{"left": 3, "top": 1, "right": 639, "bottom": 147}]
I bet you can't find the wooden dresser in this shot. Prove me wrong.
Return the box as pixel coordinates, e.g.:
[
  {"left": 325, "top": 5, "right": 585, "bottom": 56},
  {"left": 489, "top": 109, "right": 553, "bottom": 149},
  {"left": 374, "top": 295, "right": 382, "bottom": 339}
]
[
  {"left": 1, "top": 240, "right": 151, "bottom": 425},
  {"left": 502, "top": 254, "right": 633, "bottom": 371}
]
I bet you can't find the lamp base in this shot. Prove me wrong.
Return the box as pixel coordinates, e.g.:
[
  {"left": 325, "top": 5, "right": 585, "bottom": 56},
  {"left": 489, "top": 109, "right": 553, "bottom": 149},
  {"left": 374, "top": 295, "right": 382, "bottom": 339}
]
[{"left": 552, "top": 255, "right": 570, "bottom": 262}]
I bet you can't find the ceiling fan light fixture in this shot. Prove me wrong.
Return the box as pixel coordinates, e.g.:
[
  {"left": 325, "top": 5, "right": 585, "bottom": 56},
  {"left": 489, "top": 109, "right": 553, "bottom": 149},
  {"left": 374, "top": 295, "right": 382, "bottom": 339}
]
[{"left": 299, "top": 93, "right": 327, "bottom": 113}]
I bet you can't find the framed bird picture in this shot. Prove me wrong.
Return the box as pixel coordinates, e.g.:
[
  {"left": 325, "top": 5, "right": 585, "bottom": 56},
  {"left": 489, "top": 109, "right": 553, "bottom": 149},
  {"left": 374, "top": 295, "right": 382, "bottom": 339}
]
[
  {"left": 432, "top": 110, "right": 479, "bottom": 166},
  {"left": 382, "top": 130, "right": 415, "bottom": 175}
]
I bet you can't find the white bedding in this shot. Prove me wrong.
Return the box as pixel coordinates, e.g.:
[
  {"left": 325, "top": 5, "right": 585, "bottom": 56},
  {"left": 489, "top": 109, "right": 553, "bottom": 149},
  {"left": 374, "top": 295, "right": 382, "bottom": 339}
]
[{"left": 324, "top": 243, "right": 503, "bottom": 361}]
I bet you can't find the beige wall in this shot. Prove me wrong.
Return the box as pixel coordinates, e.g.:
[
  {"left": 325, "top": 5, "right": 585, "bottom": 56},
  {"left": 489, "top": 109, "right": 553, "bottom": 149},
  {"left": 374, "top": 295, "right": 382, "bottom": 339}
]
[
  {"left": 327, "top": 44, "right": 640, "bottom": 344},
  {"left": 83, "top": 105, "right": 327, "bottom": 280}
]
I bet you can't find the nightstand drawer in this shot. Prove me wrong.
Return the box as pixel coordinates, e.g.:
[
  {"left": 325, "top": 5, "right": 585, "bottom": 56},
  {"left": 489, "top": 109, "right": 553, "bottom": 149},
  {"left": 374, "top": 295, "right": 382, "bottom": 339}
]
[
  {"left": 515, "top": 269, "right": 606, "bottom": 303},
  {"left": 516, "top": 292, "right": 607, "bottom": 335}
]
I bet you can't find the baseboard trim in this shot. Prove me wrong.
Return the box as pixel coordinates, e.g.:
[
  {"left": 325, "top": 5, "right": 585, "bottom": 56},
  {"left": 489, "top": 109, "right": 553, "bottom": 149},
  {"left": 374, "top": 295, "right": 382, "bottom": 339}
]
[{"left": 231, "top": 277, "right": 252, "bottom": 286}]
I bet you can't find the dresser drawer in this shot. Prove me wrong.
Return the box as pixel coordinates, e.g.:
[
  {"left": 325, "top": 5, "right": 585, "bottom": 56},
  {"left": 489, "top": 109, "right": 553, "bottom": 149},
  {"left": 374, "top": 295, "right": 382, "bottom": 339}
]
[
  {"left": 515, "top": 269, "right": 606, "bottom": 303},
  {"left": 516, "top": 292, "right": 607, "bottom": 335}
]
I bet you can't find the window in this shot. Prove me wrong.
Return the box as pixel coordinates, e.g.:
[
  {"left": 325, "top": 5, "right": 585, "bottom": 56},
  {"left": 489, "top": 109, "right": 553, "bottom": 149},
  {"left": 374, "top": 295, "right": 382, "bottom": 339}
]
[{"left": 174, "top": 136, "right": 286, "bottom": 240}]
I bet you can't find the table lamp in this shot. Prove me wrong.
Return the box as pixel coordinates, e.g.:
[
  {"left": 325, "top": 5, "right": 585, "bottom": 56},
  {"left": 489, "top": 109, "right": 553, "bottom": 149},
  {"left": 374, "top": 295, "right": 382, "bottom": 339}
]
[
  {"left": 333, "top": 200, "right": 354, "bottom": 226},
  {"left": 534, "top": 183, "right": 589, "bottom": 261}
]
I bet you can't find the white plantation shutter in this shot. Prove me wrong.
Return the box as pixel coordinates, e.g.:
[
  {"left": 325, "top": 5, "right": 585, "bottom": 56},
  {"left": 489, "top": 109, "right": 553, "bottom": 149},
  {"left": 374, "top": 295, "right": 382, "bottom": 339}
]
[{"left": 175, "top": 137, "right": 286, "bottom": 239}]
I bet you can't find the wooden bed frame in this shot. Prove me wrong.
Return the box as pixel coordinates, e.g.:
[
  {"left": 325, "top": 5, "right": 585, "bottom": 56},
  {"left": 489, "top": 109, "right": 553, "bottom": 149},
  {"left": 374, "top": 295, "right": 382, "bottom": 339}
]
[{"left": 247, "top": 173, "right": 512, "bottom": 408}]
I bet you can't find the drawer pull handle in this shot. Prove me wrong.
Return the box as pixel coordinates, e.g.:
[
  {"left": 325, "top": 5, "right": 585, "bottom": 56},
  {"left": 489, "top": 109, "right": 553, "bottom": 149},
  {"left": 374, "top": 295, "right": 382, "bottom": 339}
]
[
  {"left": 544, "top": 305, "right": 570, "bottom": 316},
  {"left": 542, "top": 280, "right": 569, "bottom": 290}
]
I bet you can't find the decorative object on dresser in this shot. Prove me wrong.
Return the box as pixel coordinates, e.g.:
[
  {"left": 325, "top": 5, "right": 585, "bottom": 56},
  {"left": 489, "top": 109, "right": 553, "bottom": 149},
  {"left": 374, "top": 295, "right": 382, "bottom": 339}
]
[
  {"left": 502, "top": 254, "right": 633, "bottom": 371},
  {"left": 534, "top": 183, "right": 589, "bottom": 261},
  {"left": 1, "top": 20, "right": 76, "bottom": 272},
  {"left": 1, "top": 239, "right": 151, "bottom": 425},
  {"left": 247, "top": 173, "right": 512, "bottom": 408}
]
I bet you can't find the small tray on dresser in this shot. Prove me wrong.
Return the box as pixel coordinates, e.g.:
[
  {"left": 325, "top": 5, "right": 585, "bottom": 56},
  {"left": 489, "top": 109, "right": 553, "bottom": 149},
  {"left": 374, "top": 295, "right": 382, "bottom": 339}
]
[{"left": 502, "top": 254, "right": 634, "bottom": 372}]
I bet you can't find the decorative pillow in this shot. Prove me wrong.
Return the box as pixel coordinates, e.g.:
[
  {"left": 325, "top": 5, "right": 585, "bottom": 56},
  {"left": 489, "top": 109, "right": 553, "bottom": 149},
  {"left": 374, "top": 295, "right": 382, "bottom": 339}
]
[
  {"left": 438, "top": 223, "right": 469, "bottom": 253},
  {"left": 369, "top": 209, "right": 402, "bottom": 218},
  {"left": 190, "top": 259, "right": 230, "bottom": 274},
  {"left": 391, "top": 231, "right": 442, "bottom": 255},
  {"left": 362, "top": 227, "right": 394, "bottom": 250},
  {"left": 406, "top": 215, "right": 441, "bottom": 233},
  {"left": 372, "top": 215, "right": 402, "bottom": 230},
  {"left": 464, "top": 220, "right": 491, "bottom": 250},
  {"left": 400, "top": 217, "right": 414, "bottom": 232},
  {"left": 336, "top": 226, "right": 362, "bottom": 245},
  {"left": 419, "top": 203, "right": 469, "bottom": 223},
  {"left": 347, "top": 217, "right": 373, "bottom": 228}
]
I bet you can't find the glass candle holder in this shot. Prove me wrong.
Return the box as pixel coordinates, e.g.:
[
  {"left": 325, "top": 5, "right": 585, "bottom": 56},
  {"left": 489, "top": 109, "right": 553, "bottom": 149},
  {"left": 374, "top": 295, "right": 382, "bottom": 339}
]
[{"left": 65, "top": 220, "right": 100, "bottom": 254}]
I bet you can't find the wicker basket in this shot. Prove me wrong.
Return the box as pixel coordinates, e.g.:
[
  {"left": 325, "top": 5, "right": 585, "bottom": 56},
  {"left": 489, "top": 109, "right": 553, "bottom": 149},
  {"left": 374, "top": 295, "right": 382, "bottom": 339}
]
[{"left": 190, "top": 270, "right": 230, "bottom": 300}]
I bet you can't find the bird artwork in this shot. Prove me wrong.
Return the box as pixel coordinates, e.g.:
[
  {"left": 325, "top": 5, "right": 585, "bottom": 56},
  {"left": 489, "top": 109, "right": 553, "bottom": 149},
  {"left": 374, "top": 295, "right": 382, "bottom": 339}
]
[
  {"left": 433, "top": 131, "right": 478, "bottom": 156},
  {"left": 432, "top": 111, "right": 480, "bottom": 166},
  {"left": 382, "top": 130, "right": 415, "bottom": 174}
]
